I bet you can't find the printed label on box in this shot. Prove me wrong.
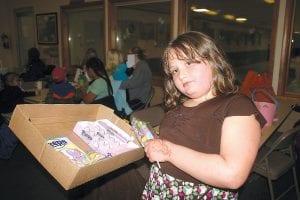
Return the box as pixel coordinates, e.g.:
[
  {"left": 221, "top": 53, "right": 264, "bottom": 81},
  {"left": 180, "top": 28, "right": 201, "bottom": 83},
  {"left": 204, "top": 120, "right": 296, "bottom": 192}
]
[{"left": 47, "top": 136, "right": 104, "bottom": 167}]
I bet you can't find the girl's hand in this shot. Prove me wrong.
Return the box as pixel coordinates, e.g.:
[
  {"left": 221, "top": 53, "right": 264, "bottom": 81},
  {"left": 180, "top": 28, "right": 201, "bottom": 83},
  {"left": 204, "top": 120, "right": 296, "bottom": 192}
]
[{"left": 144, "top": 139, "right": 172, "bottom": 163}]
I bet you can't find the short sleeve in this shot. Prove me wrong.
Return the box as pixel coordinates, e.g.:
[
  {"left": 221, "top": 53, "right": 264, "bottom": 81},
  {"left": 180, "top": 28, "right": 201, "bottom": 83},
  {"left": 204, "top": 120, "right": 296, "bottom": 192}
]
[
  {"left": 226, "top": 94, "right": 266, "bottom": 128},
  {"left": 88, "top": 78, "right": 108, "bottom": 99}
]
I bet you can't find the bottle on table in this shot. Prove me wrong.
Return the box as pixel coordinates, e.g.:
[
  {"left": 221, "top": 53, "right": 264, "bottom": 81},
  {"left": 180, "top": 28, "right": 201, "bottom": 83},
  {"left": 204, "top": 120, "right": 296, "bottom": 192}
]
[{"left": 78, "top": 72, "right": 87, "bottom": 87}]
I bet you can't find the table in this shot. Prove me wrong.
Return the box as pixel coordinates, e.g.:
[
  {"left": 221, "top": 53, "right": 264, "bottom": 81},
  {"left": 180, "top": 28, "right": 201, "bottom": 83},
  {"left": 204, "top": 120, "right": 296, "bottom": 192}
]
[
  {"left": 259, "top": 99, "right": 294, "bottom": 147},
  {"left": 24, "top": 89, "right": 48, "bottom": 104}
]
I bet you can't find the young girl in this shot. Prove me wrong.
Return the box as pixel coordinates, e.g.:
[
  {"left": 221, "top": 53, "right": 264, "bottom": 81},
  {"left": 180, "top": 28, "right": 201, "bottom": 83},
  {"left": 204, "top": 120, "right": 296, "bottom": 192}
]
[
  {"left": 142, "top": 31, "right": 266, "bottom": 199},
  {"left": 106, "top": 49, "right": 132, "bottom": 116},
  {"left": 82, "top": 57, "right": 116, "bottom": 109}
]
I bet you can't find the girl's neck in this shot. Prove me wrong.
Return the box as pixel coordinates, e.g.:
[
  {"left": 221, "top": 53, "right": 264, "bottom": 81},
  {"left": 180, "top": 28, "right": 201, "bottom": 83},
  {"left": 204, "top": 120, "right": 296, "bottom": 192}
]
[{"left": 184, "top": 94, "right": 215, "bottom": 107}]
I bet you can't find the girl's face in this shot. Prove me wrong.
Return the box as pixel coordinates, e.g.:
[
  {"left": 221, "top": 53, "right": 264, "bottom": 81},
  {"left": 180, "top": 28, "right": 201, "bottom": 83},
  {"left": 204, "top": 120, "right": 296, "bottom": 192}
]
[
  {"left": 168, "top": 50, "right": 214, "bottom": 103},
  {"left": 10, "top": 77, "right": 20, "bottom": 86},
  {"left": 86, "top": 67, "right": 95, "bottom": 79}
]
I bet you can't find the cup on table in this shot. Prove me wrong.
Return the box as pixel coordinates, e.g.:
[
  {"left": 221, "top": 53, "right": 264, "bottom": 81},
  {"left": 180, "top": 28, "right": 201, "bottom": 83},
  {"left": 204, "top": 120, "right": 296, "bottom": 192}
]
[{"left": 36, "top": 81, "right": 43, "bottom": 96}]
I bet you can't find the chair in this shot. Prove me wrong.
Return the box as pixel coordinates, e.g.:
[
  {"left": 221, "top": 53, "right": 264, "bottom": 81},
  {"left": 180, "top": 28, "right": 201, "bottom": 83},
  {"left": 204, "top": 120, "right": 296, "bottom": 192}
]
[
  {"left": 128, "top": 86, "right": 155, "bottom": 111},
  {"left": 130, "top": 105, "right": 165, "bottom": 128},
  {"left": 252, "top": 126, "right": 300, "bottom": 200},
  {"left": 265, "top": 104, "right": 300, "bottom": 148},
  {"left": 144, "top": 86, "right": 155, "bottom": 108}
]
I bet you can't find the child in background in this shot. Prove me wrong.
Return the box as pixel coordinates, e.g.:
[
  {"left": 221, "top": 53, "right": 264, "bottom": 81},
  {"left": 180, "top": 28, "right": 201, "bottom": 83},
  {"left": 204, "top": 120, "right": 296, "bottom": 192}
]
[
  {"left": 106, "top": 49, "right": 132, "bottom": 116},
  {"left": 73, "top": 48, "right": 97, "bottom": 84},
  {"left": 45, "top": 66, "right": 77, "bottom": 104},
  {"left": 83, "top": 57, "right": 115, "bottom": 110},
  {"left": 20, "top": 47, "right": 46, "bottom": 82},
  {"left": 0, "top": 72, "right": 21, "bottom": 159},
  {"left": 0, "top": 72, "right": 36, "bottom": 113},
  {"left": 142, "top": 31, "right": 266, "bottom": 199}
]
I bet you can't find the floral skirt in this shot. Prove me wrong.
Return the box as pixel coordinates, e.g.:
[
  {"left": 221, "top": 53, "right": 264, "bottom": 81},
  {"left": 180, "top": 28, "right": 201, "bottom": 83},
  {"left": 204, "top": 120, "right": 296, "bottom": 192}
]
[{"left": 141, "top": 164, "right": 238, "bottom": 200}]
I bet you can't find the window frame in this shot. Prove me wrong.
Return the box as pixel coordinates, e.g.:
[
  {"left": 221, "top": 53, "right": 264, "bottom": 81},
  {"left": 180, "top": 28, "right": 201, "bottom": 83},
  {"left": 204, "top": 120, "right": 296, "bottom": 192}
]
[{"left": 278, "top": 0, "right": 300, "bottom": 98}]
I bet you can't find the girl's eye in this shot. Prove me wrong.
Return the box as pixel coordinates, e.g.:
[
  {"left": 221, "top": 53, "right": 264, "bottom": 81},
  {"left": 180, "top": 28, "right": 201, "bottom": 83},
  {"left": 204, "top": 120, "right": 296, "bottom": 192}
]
[
  {"left": 170, "top": 69, "right": 178, "bottom": 75},
  {"left": 186, "top": 61, "right": 192, "bottom": 65}
]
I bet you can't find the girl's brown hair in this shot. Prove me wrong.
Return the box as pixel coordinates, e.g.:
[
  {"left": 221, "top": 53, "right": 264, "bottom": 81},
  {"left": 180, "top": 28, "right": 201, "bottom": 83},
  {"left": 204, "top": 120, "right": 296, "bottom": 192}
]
[{"left": 163, "top": 31, "right": 238, "bottom": 109}]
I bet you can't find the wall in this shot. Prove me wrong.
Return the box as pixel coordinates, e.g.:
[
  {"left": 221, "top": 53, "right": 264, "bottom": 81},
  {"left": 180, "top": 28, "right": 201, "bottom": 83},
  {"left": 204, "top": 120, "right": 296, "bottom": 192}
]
[
  {"left": 0, "top": 0, "right": 69, "bottom": 72},
  {"left": 0, "top": 0, "right": 13, "bottom": 73}
]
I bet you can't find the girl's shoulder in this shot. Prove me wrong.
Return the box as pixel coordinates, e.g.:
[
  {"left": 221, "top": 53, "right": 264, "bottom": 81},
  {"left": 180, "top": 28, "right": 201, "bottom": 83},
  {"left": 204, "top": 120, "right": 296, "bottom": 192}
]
[{"left": 91, "top": 78, "right": 106, "bottom": 86}]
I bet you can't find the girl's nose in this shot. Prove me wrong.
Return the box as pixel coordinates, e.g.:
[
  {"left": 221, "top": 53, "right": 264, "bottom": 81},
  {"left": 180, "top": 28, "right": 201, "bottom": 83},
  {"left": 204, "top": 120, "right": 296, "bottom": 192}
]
[{"left": 178, "top": 68, "right": 188, "bottom": 81}]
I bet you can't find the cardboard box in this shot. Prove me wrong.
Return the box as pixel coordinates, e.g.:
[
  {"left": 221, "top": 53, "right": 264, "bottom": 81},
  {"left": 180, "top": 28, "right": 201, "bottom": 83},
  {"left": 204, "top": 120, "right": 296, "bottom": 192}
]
[{"left": 9, "top": 104, "right": 144, "bottom": 190}]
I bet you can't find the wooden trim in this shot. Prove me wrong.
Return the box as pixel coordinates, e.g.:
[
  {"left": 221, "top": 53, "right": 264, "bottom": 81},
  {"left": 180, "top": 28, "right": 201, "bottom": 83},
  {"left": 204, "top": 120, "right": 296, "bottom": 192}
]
[
  {"left": 177, "top": 0, "right": 187, "bottom": 35},
  {"left": 278, "top": 0, "right": 296, "bottom": 96},
  {"left": 268, "top": 0, "right": 280, "bottom": 78},
  {"left": 107, "top": 0, "right": 117, "bottom": 50},
  {"left": 170, "top": 0, "right": 175, "bottom": 39},
  {"left": 61, "top": 1, "right": 102, "bottom": 10},
  {"left": 60, "top": 8, "right": 69, "bottom": 67}
]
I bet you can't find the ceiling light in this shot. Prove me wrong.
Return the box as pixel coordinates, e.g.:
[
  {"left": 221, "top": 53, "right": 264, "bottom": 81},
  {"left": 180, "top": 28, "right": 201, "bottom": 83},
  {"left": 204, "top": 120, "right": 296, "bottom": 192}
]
[
  {"left": 264, "top": 0, "right": 275, "bottom": 4},
  {"left": 223, "top": 14, "right": 235, "bottom": 20},
  {"left": 191, "top": 7, "right": 218, "bottom": 16},
  {"left": 206, "top": 10, "right": 218, "bottom": 16},
  {"left": 191, "top": 6, "right": 209, "bottom": 13},
  {"left": 236, "top": 18, "right": 247, "bottom": 23}
]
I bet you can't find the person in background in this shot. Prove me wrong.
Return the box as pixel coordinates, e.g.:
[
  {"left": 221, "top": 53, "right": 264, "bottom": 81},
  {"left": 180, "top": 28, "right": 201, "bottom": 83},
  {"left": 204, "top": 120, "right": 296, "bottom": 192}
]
[
  {"left": 45, "top": 66, "right": 78, "bottom": 104},
  {"left": 142, "top": 31, "right": 266, "bottom": 199},
  {"left": 0, "top": 73, "right": 20, "bottom": 160},
  {"left": 0, "top": 72, "right": 36, "bottom": 113},
  {"left": 74, "top": 48, "right": 97, "bottom": 84},
  {"left": 106, "top": 49, "right": 132, "bottom": 117},
  {"left": 20, "top": 47, "right": 46, "bottom": 82},
  {"left": 120, "top": 46, "right": 152, "bottom": 110},
  {"left": 82, "top": 57, "right": 116, "bottom": 109}
]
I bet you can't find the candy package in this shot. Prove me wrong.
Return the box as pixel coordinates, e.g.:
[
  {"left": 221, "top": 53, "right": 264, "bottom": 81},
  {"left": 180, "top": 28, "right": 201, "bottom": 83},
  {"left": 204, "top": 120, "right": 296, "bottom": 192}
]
[
  {"left": 131, "top": 117, "right": 158, "bottom": 147},
  {"left": 47, "top": 136, "right": 103, "bottom": 167}
]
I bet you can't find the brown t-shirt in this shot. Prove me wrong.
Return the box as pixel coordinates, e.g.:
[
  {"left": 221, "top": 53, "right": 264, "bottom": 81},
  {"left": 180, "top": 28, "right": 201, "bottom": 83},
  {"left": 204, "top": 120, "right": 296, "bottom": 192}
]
[{"left": 159, "top": 93, "right": 266, "bottom": 183}]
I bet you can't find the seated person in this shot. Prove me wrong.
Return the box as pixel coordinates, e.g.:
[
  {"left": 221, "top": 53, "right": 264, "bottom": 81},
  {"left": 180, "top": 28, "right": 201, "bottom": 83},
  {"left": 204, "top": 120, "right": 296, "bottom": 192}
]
[
  {"left": 0, "top": 72, "right": 36, "bottom": 113},
  {"left": 20, "top": 47, "right": 46, "bottom": 82},
  {"left": 45, "top": 66, "right": 78, "bottom": 104},
  {"left": 120, "top": 46, "right": 152, "bottom": 110},
  {"left": 73, "top": 48, "right": 97, "bottom": 84},
  {"left": 106, "top": 49, "right": 132, "bottom": 116},
  {"left": 82, "top": 57, "right": 116, "bottom": 110}
]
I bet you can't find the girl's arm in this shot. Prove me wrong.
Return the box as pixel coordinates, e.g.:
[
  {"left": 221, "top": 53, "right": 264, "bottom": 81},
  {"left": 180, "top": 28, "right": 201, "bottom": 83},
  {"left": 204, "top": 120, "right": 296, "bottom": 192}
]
[
  {"left": 145, "top": 114, "right": 261, "bottom": 189},
  {"left": 120, "top": 64, "right": 145, "bottom": 89},
  {"left": 82, "top": 91, "right": 96, "bottom": 104}
]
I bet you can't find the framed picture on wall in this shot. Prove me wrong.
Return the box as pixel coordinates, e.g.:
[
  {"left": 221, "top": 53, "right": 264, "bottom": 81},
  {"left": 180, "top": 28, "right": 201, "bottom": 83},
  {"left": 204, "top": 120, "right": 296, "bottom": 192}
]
[{"left": 36, "top": 13, "right": 58, "bottom": 44}]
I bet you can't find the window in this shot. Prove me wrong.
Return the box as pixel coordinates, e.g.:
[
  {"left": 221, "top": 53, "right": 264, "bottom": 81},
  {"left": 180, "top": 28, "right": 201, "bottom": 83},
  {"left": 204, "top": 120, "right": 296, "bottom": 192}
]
[
  {"left": 286, "top": 0, "right": 300, "bottom": 95},
  {"left": 187, "top": 0, "right": 274, "bottom": 84},
  {"left": 61, "top": 3, "right": 104, "bottom": 72},
  {"left": 15, "top": 8, "right": 35, "bottom": 70},
  {"left": 68, "top": 8, "right": 104, "bottom": 64},
  {"left": 113, "top": 1, "right": 171, "bottom": 79}
]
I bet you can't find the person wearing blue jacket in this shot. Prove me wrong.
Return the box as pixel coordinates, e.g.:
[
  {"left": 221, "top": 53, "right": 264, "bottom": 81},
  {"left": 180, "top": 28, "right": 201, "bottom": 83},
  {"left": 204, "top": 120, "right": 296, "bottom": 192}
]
[{"left": 107, "top": 49, "right": 132, "bottom": 116}]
